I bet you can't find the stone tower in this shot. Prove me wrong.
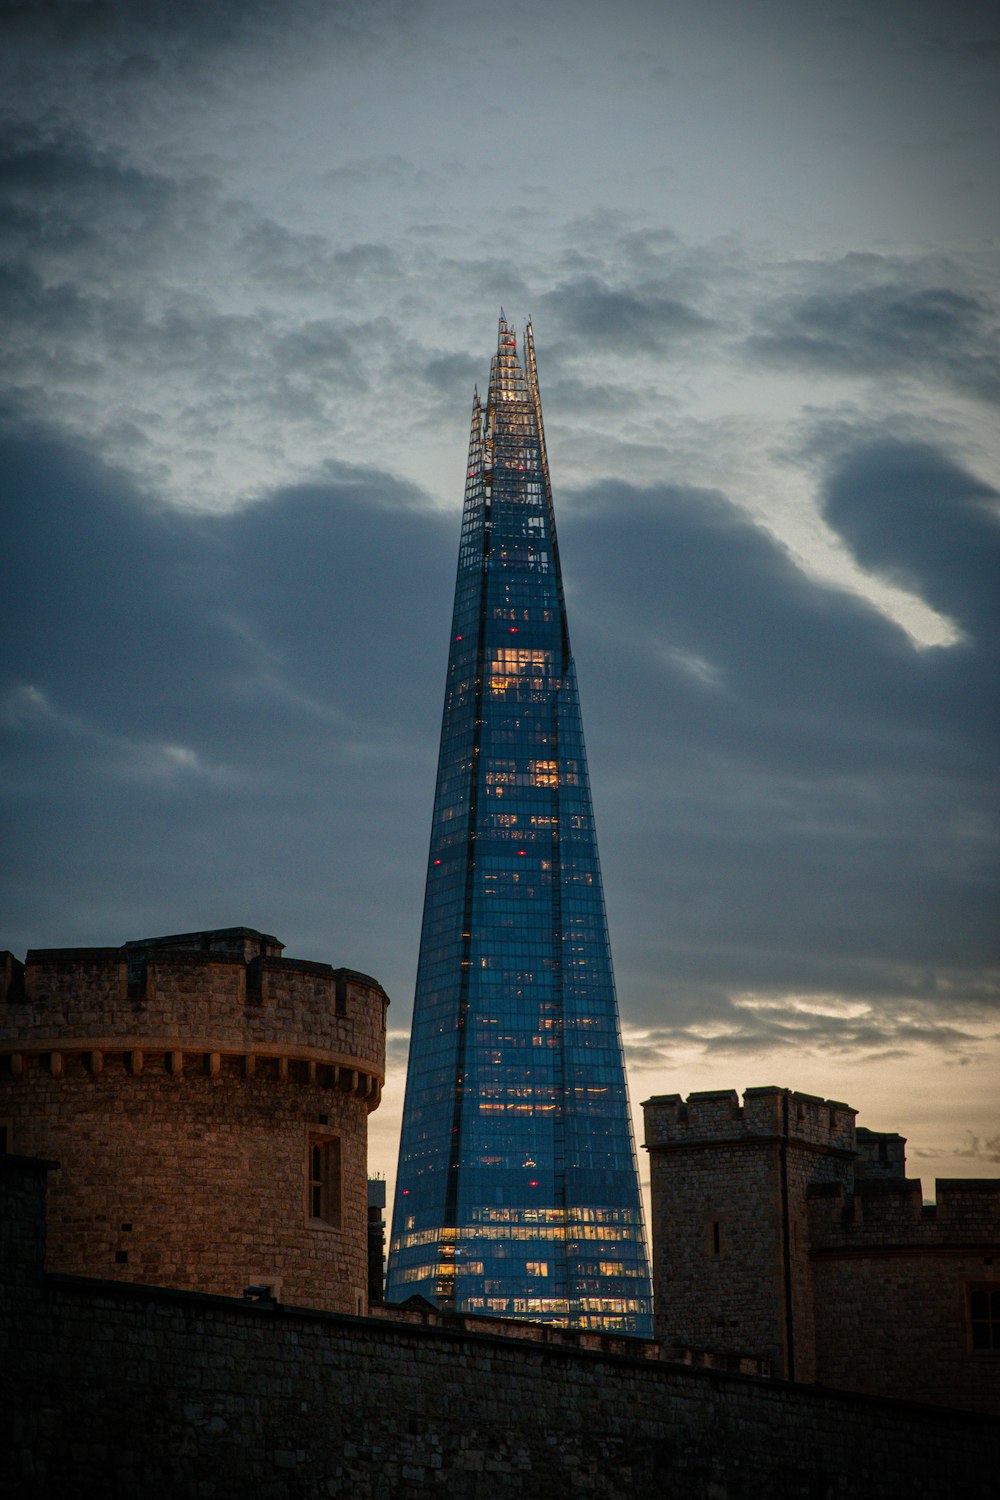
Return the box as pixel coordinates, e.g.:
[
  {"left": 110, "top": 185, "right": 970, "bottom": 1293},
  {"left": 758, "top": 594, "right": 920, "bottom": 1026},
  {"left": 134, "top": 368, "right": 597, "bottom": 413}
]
[
  {"left": 643, "top": 1086, "right": 858, "bottom": 1380},
  {"left": 643, "top": 1085, "right": 1000, "bottom": 1412},
  {"left": 0, "top": 927, "right": 387, "bottom": 1315}
]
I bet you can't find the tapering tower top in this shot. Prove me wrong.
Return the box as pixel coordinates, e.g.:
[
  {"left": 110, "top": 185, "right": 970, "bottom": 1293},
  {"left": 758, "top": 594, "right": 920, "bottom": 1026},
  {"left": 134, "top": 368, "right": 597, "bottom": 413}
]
[{"left": 387, "top": 315, "right": 652, "bottom": 1335}]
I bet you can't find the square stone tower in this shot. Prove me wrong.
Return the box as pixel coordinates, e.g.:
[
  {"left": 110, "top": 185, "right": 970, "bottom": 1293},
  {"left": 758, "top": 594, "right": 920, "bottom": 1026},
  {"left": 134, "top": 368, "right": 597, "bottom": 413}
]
[{"left": 643, "top": 1087, "right": 857, "bottom": 1380}]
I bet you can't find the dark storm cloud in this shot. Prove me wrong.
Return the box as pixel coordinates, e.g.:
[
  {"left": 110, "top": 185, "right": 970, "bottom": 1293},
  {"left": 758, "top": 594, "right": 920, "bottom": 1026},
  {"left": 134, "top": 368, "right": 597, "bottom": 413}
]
[
  {"left": 1, "top": 420, "right": 452, "bottom": 992},
  {"left": 559, "top": 441, "right": 999, "bottom": 1042},
  {"left": 820, "top": 440, "right": 1000, "bottom": 640},
  {"left": 0, "top": 122, "right": 206, "bottom": 276},
  {"left": 747, "top": 266, "right": 1000, "bottom": 402},
  {"left": 543, "top": 274, "right": 714, "bottom": 354},
  {"left": 5, "top": 402, "right": 995, "bottom": 1067},
  {"left": 0, "top": 0, "right": 410, "bottom": 75}
]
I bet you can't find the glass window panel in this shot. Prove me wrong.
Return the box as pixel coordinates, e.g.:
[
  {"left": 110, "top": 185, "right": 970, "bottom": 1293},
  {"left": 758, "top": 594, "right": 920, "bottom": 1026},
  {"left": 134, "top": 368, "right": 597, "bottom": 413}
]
[{"left": 387, "top": 318, "right": 652, "bottom": 1336}]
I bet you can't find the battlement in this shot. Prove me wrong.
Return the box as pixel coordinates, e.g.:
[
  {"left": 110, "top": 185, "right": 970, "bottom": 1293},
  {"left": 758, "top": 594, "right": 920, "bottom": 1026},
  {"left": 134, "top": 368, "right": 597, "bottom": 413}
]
[
  {"left": 1, "top": 928, "right": 388, "bottom": 1098},
  {"left": 854, "top": 1126, "right": 907, "bottom": 1180},
  {"left": 643, "top": 1086, "right": 857, "bottom": 1155},
  {"left": 808, "top": 1176, "right": 1000, "bottom": 1249},
  {"left": 1, "top": 927, "right": 389, "bottom": 1315}
]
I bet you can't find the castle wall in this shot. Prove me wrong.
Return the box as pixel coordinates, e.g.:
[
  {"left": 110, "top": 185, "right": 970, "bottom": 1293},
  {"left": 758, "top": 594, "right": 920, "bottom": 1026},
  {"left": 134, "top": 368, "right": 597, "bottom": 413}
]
[
  {"left": 809, "top": 1179, "right": 1000, "bottom": 1412},
  {"left": 2, "top": 1060, "right": 371, "bottom": 1310},
  {"left": 643, "top": 1087, "right": 1000, "bottom": 1414},
  {"left": 2, "top": 1156, "right": 995, "bottom": 1500},
  {"left": 646, "top": 1113, "right": 786, "bottom": 1365},
  {"left": 643, "top": 1088, "right": 857, "bottom": 1379},
  {"left": 3, "top": 944, "right": 387, "bottom": 1079},
  {"left": 0, "top": 932, "right": 387, "bottom": 1315}
]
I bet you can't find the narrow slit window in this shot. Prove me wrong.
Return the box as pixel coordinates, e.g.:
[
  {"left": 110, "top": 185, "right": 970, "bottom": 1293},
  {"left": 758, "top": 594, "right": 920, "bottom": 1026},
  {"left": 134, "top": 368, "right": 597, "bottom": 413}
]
[{"left": 968, "top": 1286, "right": 1000, "bottom": 1352}]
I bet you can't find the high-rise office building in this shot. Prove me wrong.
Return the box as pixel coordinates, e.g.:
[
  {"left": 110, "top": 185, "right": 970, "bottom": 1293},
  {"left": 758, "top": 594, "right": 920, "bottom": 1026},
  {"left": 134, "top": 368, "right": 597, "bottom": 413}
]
[{"left": 386, "top": 316, "right": 652, "bottom": 1335}]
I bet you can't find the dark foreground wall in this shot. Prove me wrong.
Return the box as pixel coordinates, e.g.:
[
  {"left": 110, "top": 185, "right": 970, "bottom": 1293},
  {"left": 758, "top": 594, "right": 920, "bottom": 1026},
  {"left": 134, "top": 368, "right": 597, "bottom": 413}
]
[{"left": 2, "top": 1159, "right": 996, "bottom": 1500}]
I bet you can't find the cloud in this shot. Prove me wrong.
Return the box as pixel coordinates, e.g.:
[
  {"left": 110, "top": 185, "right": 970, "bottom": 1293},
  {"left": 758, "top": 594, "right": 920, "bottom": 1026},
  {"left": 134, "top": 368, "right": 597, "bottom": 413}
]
[
  {"left": 912, "top": 1130, "right": 1000, "bottom": 1166},
  {"left": 385, "top": 1029, "right": 412, "bottom": 1072},
  {"left": 542, "top": 274, "right": 714, "bottom": 354},
  {"left": 622, "top": 990, "right": 999, "bottom": 1072},
  {"left": 953, "top": 1131, "right": 1000, "bottom": 1163},
  {"left": 7, "top": 414, "right": 984, "bottom": 1055},
  {"left": 747, "top": 261, "right": 1000, "bottom": 402},
  {"left": 0, "top": 0, "right": 410, "bottom": 94},
  {"left": 240, "top": 220, "right": 403, "bottom": 296},
  {"left": 557, "top": 455, "right": 999, "bottom": 1027},
  {"left": 320, "top": 155, "right": 434, "bottom": 190},
  {"left": 0, "top": 682, "right": 229, "bottom": 785},
  {"left": 421, "top": 351, "right": 482, "bottom": 395},
  {"left": 819, "top": 439, "right": 1000, "bottom": 641},
  {"left": 0, "top": 421, "right": 451, "bottom": 987},
  {"left": 0, "top": 121, "right": 423, "bottom": 508},
  {"left": 0, "top": 0, "right": 996, "bottom": 1169}
]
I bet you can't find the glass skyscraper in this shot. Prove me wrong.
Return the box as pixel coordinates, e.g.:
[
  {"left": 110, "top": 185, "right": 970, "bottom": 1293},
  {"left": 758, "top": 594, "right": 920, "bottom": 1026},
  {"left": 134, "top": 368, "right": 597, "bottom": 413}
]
[{"left": 386, "top": 315, "right": 652, "bottom": 1336}]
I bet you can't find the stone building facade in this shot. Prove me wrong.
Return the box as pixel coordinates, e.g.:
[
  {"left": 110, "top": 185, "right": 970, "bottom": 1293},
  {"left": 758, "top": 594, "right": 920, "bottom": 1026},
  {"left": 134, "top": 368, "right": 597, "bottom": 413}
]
[
  {"left": 643, "top": 1086, "right": 1000, "bottom": 1414},
  {"left": 3, "top": 1154, "right": 997, "bottom": 1500},
  {"left": 0, "top": 927, "right": 388, "bottom": 1315}
]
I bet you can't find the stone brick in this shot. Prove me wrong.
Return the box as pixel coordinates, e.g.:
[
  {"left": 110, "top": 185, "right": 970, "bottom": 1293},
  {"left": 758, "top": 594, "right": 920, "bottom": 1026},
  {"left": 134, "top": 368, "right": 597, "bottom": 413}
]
[
  {"left": 643, "top": 1086, "right": 1000, "bottom": 1414},
  {"left": 0, "top": 928, "right": 388, "bottom": 1315}
]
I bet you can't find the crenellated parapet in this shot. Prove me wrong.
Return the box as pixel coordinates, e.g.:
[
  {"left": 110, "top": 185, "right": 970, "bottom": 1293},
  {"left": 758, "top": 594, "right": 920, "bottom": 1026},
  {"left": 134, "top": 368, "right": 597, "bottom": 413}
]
[
  {"left": 644, "top": 1086, "right": 857, "bottom": 1155},
  {"left": 0, "top": 927, "right": 389, "bottom": 1316},
  {"left": 1, "top": 927, "right": 387, "bottom": 1104},
  {"left": 809, "top": 1176, "right": 1000, "bottom": 1249},
  {"left": 642, "top": 1080, "right": 1000, "bottom": 1413}
]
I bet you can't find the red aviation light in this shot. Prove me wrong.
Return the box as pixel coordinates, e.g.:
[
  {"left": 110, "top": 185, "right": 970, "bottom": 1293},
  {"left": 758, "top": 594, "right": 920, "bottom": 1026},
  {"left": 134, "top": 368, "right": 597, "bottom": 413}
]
[{"left": 517, "top": 849, "right": 527, "bottom": 857}]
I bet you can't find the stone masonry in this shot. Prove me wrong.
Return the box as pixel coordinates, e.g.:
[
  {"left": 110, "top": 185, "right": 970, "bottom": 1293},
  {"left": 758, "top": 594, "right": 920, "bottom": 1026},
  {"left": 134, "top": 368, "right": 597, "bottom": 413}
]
[
  {"left": 0, "top": 928, "right": 388, "bottom": 1314},
  {"left": 643, "top": 1086, "right": 1000, "bottom": 1414},
  {"left": 3, "top": 1154, "right": 998, "bottom": 1500}
]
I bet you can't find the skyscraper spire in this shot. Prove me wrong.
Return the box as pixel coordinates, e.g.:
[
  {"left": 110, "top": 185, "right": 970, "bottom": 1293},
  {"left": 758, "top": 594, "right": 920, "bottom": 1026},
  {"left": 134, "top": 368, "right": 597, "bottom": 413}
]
[{"left": 386, "top": 318, "right": 652, "bottom": 1335}]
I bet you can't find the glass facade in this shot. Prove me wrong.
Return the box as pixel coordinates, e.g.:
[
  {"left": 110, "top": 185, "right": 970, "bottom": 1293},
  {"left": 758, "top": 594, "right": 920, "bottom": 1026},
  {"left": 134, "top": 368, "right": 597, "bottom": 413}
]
[{"left": 386, "top": 316, "right": 652, "bottom": 1335}]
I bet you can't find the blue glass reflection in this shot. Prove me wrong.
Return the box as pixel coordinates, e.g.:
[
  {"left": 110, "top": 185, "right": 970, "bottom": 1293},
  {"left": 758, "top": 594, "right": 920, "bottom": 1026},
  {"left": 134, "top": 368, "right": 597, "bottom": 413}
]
[{"left": 386, "top": 317, "right": 652, "bottom": 1335}]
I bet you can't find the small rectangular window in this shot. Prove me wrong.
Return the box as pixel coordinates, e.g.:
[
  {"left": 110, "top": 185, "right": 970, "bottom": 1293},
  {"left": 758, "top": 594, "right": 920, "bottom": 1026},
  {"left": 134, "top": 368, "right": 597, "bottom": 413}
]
[
  {"left": 306, "top": 1132, "right": 342, "bottom": 1229},
  {"left": 968, "top": 1285, "right": 1000, "bottom": 1352}
]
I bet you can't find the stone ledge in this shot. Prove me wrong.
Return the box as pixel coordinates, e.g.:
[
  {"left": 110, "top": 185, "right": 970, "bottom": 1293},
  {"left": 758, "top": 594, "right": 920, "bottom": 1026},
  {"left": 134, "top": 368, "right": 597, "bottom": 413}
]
[{"left": 0, "top": 1045, "right": 383, "bottom": 1097}]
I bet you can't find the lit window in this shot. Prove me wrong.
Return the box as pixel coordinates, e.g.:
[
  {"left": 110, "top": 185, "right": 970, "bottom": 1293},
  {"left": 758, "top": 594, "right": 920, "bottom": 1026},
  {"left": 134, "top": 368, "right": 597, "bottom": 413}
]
[
  {"left": 529, "top": 759, "right": 558, "bottom": 787},
  {"left": 306, "top": 1132, "right": 342, "bottom": 1229},
  {"left": 489, "top": 647, "right": 550, "bottom": 695},
  {"left": 526, "top": 1261, "right": 549, "bottom": 1277}
]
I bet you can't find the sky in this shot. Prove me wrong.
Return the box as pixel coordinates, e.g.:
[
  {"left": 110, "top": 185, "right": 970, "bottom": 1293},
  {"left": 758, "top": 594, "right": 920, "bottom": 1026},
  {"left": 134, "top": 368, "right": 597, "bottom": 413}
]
[{"left": 2, "top": 0, "right": 998, "bottom": 1229}]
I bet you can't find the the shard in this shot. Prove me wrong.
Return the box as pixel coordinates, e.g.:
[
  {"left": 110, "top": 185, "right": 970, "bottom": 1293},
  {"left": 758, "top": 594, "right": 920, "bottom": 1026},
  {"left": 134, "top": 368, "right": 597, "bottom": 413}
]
[{"left": 386, "top": 315, "right": 652, "bottom": 1335}]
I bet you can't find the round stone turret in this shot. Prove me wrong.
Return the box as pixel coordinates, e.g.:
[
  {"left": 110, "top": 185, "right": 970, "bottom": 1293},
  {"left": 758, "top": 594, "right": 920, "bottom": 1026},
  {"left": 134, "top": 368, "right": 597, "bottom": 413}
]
[{"left": 0, "top": 928, "right": 388, "bottom": 1315}]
